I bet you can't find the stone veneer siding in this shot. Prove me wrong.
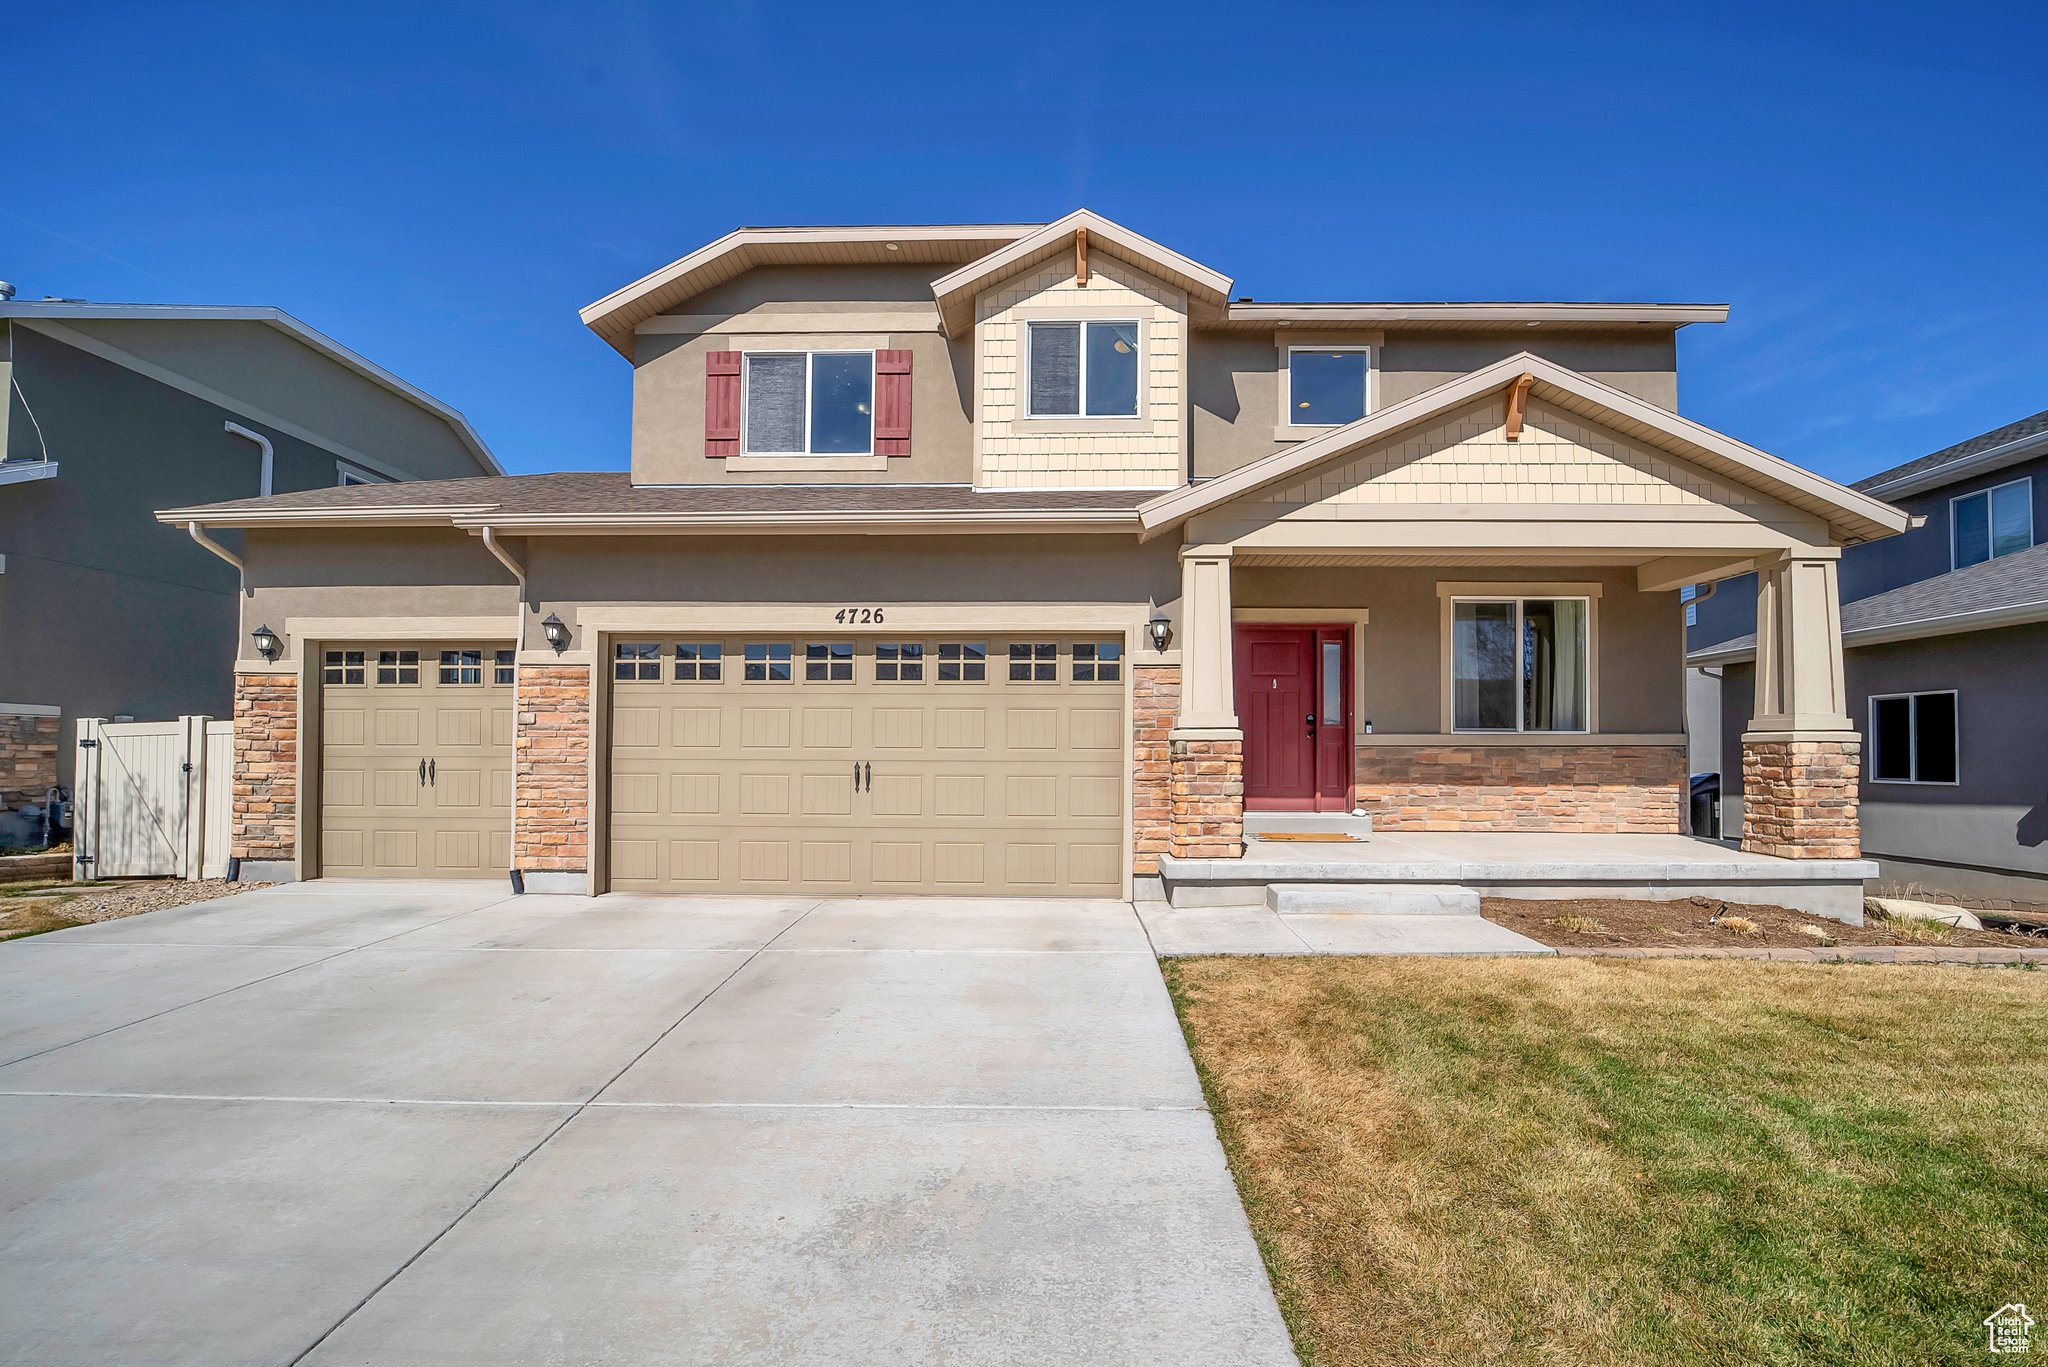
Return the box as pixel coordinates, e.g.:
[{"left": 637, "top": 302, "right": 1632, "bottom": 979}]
[
  {"left": 232, "top": 672, "right": 298, "bottom": 862},
  {"left": 514, "top": 663, "right": 591, "bottom": 874},
  {"left": 1740, "top": 737, "right": 1860, "bottom": 859},
  {"left": 0, "top": 713, "right": 60, "bottom": 809},
  {"left": 1355, "top": 744, "right": 1686, "bottom": 833},
  {"left": 1169, "top": 736, "right": 1245, "bottom": 858},
  {"left": 1131, "top": 665, "right": 1177, "bottom": 874}
]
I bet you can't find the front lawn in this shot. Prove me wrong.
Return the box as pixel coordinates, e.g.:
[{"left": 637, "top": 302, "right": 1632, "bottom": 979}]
[{"left": 1166, "top": 957, "right": 2048, "bottom": 1366}]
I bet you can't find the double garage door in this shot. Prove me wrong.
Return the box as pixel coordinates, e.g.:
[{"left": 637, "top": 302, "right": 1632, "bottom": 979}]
[{"left": 607, "top": 635, "right": 1127, "bottom": 896}]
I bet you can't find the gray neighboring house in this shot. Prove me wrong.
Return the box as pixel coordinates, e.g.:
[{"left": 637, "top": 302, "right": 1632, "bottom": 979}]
[
  {"left": 1688, "top": 408, "right": 2048, "bottom": 906},
  {"left": 0, "top": 299, "right": 501, "bottom": 815}
]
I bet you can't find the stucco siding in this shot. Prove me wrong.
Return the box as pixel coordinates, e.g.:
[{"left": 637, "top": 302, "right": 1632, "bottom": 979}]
[
  {"left": 974, "top": 255, "right": 1185, "bottom": 489},
  {"left": 628, "top": 264, "right": 972, "bottom": 487}
]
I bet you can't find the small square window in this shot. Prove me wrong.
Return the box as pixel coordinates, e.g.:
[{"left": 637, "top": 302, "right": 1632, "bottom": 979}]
[
  {"left": 1073, "top": 641, "right": 1122, "bottom": 682},
  {"left": 376, "top": 649, "right": 419, "bottom": 686},
  {"left": 322, "top": 650, "right": 365, "bottom": 686},
  {"left": 675, "top": 642, "right": 723, "bottom": 682},
  {"left": 937, "top": 642, "right": 986, "bottom": 682},
  {"left": 439, "top": 649, "right": 484, "bottom": 685},
  {"left": 876, "top": 643, "right": 924, "bottom": 682},
  {"left": 1287, "top": 348, "right": 1371, "bottom": 427},
  {"left": 493, "top": 649, "right": 515, "bottom": 686},
  {"left": 612, "top": 642, "right": 661, "bottom": 682},
  {"left": 744, "top": 643, "right": 793, "bottom": 682},
  {"left": 1008, "top": 642, "right": 1057, "bottom": 682},
  {"left": 805, "top": 642, "right": 854, "bottom": 681}
]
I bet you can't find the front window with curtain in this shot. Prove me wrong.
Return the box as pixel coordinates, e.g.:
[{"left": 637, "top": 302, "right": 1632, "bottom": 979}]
[
  {"left": 742, "top": 351, "right": 874, "bottom": 455},
  {"left": 1451, "top": 597, "right": 1589, "bottom": 732}
]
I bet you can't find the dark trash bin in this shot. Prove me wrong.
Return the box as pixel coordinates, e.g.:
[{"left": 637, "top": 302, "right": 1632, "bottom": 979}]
[{"left": 1689, "top": 772, "right": 1721, "bottom": 839}]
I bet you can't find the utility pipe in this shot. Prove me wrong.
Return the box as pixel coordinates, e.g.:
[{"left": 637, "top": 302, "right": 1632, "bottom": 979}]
[
  {"left": 223, "top": 421, "right": 274, "bottom": 497},
  {"left": 479, "top": 526, "right": 532, "bottom": 892}
]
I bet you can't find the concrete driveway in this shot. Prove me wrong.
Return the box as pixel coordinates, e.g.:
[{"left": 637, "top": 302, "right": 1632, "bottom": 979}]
[{"left": 0, "top": 883, "right": 1296, "bottom": 1366}]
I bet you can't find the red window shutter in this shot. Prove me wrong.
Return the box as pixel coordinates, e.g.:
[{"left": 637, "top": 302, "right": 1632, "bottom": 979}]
[
  {"left": 874, "top": 349, "right": 913, "bottom": 456},
  {"left": 705, "top": 351, "right": 741, "bottom": 457}
]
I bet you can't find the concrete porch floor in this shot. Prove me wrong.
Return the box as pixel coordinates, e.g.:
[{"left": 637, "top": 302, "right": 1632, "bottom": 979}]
[{"left": 1155, "top": 831, "right": 1878, "bottom": 922}]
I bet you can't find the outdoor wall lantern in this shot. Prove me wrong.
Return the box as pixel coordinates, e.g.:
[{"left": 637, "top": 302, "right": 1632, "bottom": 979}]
[
  {"left": 1146, "top": 615, "right": 1173, "bottom": 652},
  {"left": 541, "top": 613, "right": 571, "bottom": 653},
  {"left": 251, "top": 624, "right": 282, "bottom": 661}
]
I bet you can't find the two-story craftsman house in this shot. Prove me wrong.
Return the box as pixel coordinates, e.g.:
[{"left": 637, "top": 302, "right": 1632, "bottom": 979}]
[{"left": 161, "top": 211, "right": 1908, "bottom": 909}]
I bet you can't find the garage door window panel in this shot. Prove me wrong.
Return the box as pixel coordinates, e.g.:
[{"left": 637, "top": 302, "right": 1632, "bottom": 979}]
[
  {"left": 805, "top": 643, "right": 854, "bottom": 682},
  {"left": 439, "top": 650, "right": 484, "bottom": 685},
  {"left": 377, "top": 650, "right": 420, "bottom": 686},
  {"left": 675, "top": 643, "right": 722, "bottom": 681},
  {"left": 937, "top": 643, "right": 987, "bottom": 682},
  {"left": 323, "top": 650, "right": 365, "bottom": 686},
  {"left": 875, "top": 643, "right": 924, "bottom": 682},
  {"left": 1073, "top": 642, "right": 1122, "bottom": 682},
  {"left": 613, "top": 642, "right": 661, "bottom": 682},
  {"left": 1009, "top": 643, "right": 1058, "bottom": 682},
  {"left": 744, "top": 643, "right": 793, "bottom": 682},
  {"left": 493, "top": 649, "right": 515, "bottom": 685}
]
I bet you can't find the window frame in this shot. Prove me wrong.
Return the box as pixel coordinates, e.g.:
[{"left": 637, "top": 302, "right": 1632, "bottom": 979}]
[
  {"left": 742, "top": 642, "right": 794, "bottom": 683},
  {"left": 336, "top": 460, "right": 392, "bottom": 487},
  {"left": 740, "top": 349, "right": 876, "bottom": 458},
  {"left": 376, "top": 648, "right": 421, "bottom": 687},
  {"left": 874, "top": 642, "right": 925, "bottom": 684},
  {"left": 611, "top": 641, "right": 662, "bottom": 683},
  {"left": 1446, "top": 594, "right": 1594, "bottom": 735},
  {"left": 672, "top": 642, "right": 723, "bottom": 683},
  {"left": 438, "top": 648, "right": 485, "bottom": 686},
  {"left": 321, "top": 649, "right": 366, "bottom": 686},
  {"left": 935, "top": 642, "right": 988, "bottom": 683},
  {"left": 1023, "top": 319, "right": 1142, "bottom": 420},
  {"left": 1867, "top": 689, "right": 1960, "bottom": 786},
  {"left": 1949, "top": 477, "right": 2034, "bottom": 570},
  {"left": 1284, "top": 345, "right": 1374, "bottom": 429},
  {"left": 1072, "top": 641, "right": 1123, "bottom": 683}
]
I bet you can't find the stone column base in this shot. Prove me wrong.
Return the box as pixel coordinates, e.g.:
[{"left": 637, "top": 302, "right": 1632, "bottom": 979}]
[
  {"left": 1168, "top": 734, "right": 1244, "bottom": 859},
  {"left": 1740, "top": 735, "right": 1860, "bottom": 859},
  {"left": 232, "top": 672, "right": 299, "bottom": 866},
  {"left": 514, "top": 663, "right": 592, "bottom": 875},
  {"left": 0, "top": 710, "right": 61, "bottom": 809}
]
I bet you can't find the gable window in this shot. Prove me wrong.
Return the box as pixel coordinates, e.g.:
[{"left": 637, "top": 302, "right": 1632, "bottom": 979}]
[
  {"left": 1026, "top": 321, "right": 1139, "bottom": 418},
  {"left": 743, "top": 352, "right": 873, "bottom": 456},
  {"left": 337, "top": 462, "right": 390, "bottom": 487},
  {"left": 1951, "top": 478, "right": 2033, "bottom": 569},
  {"left": 1869, "top": 691, "right": 1958, "bottom": 784},
  {"left": 1287, "top": 348, "right": 1371, "bottom": 427},
  {"left": 1451, "top": 597, "right": 1589, "bottom": 732}
]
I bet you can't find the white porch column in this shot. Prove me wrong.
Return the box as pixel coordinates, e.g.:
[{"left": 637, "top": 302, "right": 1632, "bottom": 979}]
[
  {"left": 1172, "top": 544, "right": 1240, "bottom": 736},
  {"left": 1742, "top": 548, "right": 1861, "bottom": 859}
]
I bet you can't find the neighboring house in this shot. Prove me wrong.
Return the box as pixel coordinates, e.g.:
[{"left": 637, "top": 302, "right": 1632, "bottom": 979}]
[
  {"left": 0, "top": 300, "right": 502, "bottom": 816},
  {"left": 1688, "top": 408, "right": 2048, "bottom": 905},
  {"left": 157, "top": 210, "right": 1907, "bottom": 898}
]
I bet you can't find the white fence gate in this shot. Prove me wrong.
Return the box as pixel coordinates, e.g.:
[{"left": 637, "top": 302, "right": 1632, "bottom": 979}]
[{"left": 73, "top": 717, "right": 235, "bottom": 881}]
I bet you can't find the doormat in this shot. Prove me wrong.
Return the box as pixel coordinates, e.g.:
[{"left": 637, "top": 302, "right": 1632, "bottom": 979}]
[{"left": 1254, "top": 832, "right": 1361, "bottom": 842}]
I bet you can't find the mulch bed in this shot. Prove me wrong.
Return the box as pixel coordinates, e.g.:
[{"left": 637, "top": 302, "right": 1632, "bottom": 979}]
[
  {"left": 1484, "top": 895, "right": 2047, "bottom": 951},
  {"left": 0, "top": 878, "right": 270, "bottom": 940}
]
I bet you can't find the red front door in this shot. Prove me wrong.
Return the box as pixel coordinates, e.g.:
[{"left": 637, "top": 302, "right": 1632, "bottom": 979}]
[{"left": 1235, "top": 625, "right": 1352, "bottom": 812}]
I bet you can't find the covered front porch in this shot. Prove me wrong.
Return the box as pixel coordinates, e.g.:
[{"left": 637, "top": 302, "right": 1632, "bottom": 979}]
[{"left": 1129, "top": 355, "right": 1910, "bottom": 914}]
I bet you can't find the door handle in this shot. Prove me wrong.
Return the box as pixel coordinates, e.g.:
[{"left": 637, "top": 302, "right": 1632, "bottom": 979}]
[
  {"left": 418, "top": 759, "right": 427, "bottom": 786},
  {"left": 428, "top": 758, "right": 436, "bottom": 786},
  {"left": 1306, "top": 713, "right": 1317, "bottom": 739},
  {"left": 853, "top": 762, "right": 862, "bottom": 792},
  {"left": 863, "top": 762, "right": 872, "bottom": 790}
]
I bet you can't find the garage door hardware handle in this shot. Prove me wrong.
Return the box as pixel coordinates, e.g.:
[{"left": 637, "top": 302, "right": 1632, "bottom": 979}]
[
  {"left": 428, "top": 758, "right": 436, "bottom": 785},
  {"left": 418, "top": 759, "right": 426, "bottom": 785},
  {"left": 863, "top": 762, "right": 872, "bottom": 790},
  {"left": 852, "top": 762, "right": 862, "bottom": 792}
]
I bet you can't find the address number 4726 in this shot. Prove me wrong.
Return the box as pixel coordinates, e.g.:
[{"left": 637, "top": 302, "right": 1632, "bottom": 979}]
[{"left": 834, "top": 607, "right": 884, "bottom": 625}]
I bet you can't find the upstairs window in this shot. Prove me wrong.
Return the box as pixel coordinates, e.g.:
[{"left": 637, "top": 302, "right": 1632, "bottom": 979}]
[
  {"left": 743, "top": 352, "right": 874, "bottom": 456},
  {"left": 1287, "top": 348, "right": 1371, "bottom": 427},
  {"left": 1026, "top": 321, "right": 1139, "bottom": 418},
  {"left": 1952, "top": 478, "right": 2033, "bottom": 569}
]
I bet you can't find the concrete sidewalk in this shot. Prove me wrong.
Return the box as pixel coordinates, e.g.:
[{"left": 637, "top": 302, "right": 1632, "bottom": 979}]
[
  {"left": 1137, "top": 900, "right": 1554, "bottom": 956},
  {"left": 0, "top": 884, "right": 1297, "bottom": 1366}
]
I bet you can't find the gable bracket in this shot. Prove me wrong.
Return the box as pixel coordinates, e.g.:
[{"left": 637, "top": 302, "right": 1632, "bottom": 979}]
[
  {"left": 1075, "top": 227, "right": 1089, "bottom": 286},
  {"left": 1504, "top": 372, "right": 1533, "bottom": 440}
]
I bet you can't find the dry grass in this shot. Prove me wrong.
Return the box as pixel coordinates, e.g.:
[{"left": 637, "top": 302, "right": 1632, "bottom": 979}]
[
  {"left": 1551, "top": 914, "right": 1604, "bottom": 934},
  {"left": 1797, "top": 923, "right": 1838, "bottom": 947},
  {"left": 1876, "top": 913, "right": 1957, "bottom": 945},
  {"left": 1716, "top": 914, "right": 1762, "bottom": 935},
  {"left": 1167, "top": 957, "right": 2048, "bottom": 1366}
]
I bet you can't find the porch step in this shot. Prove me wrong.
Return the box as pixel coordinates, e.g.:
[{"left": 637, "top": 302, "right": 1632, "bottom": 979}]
[
  {"left": 1265, "top": 882, "right": 1480, "bottom": 916},
  {"left": 1244, "top": 811, "right": 1373, "bottom": 838}
]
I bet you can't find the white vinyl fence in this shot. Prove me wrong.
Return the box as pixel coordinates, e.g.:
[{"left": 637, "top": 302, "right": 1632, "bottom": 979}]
[{"left": 73, "top": 717, "right": 234, "bottom": 881}]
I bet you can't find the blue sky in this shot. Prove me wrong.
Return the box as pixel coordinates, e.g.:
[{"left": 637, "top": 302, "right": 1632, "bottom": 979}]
[{"left": 8, "top": 1, "right": 2044, "bottom": 482}]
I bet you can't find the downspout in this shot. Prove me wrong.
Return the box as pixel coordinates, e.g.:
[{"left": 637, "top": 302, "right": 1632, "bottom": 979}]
[
  {"left": 224, "top": 421, "right": 274, "bottom": 497},
  {"left": 480, "top": 526, "right": 529, "bottom": 892},
  {"left": 187, "top": 521, "right": 244, "bottom": 572}
]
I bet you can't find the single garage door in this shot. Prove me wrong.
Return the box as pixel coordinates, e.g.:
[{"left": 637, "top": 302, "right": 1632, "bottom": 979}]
[
  {"left": 318, "top": 643, "right": 515, "bottom": 877},
  {"left": 607, "top": 634, "right": 1126, "bottom": 895}
]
